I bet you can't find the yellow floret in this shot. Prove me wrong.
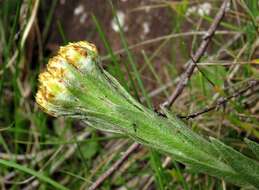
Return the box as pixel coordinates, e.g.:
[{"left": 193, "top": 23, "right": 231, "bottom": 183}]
[
  {"left": 36, "top": 41, "right": 99, "bottom": 116},
  {"left": 58, "top": 41, "right": 98, "bottom": 70}
]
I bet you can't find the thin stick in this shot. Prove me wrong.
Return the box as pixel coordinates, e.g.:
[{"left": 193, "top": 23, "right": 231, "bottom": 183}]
[
  {"left": 162, "top": 0, "right": 230, "bottom": 108},
  {"left": 178, "top": 80, "right": 259, "bottom": 120},
  {"left": 88, "top": 143, "right": 140, "bottom": 190},
  {"left": 100, "top": 30, "right": 239, "bottom": 62}
]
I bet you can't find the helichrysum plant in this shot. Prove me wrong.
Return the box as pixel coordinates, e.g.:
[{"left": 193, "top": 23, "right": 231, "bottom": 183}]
[{"left": 36, "top": 41, "right": 259, "bottom": 188}]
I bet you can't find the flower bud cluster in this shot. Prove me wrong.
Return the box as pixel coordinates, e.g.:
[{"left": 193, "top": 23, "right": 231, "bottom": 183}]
[{"left": 36, "top": 41, "right": 98, "bottom": 117}]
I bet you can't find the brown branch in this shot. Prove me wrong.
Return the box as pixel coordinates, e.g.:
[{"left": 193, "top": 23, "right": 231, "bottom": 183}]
[
  {"left": 161, "top": 0, "right": 230, "bottom": 108},
  {"left": 88, "top": 142, "right": 140, "bottom": 190},
  {"left": 178, "top": 80, "right": 259, "bottom": 120}
]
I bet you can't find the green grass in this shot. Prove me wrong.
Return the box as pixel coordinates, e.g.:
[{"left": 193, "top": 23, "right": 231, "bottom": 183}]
[
  {"left": 0, "top": 0, "right": 258, "bottom": 189},
  {"left": 0, "top": 159, "right": 68, "bottom": 190}
]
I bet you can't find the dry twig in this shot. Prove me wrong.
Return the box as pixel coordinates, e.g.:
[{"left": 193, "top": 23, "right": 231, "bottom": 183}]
[
  {"left": 88, "top": 143, "right": 140, "bottom": 190},
  {"left": 162, "top": 0, "right": 230, "bottom": 108},
  {"left": 178, "top": 80, "right": 259, "bottom": 120}
]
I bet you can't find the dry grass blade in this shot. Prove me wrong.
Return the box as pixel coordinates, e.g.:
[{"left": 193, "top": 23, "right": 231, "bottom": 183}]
[{"left": 88, "top": 143, "right": 140, "bottom": 190}]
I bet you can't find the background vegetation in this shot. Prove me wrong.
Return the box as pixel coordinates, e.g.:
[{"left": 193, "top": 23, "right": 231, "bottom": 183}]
[{"left": 0, "top": 0, "right": 258, "bottom": 189}]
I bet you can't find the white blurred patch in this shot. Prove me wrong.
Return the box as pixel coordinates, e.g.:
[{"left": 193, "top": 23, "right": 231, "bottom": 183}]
[
  {"left": 111, "top": 11, "right": 128, "bottom": 32},
  {"left": 198, "top": 2, "right": 212, "bottom": 16},
  {"left": 80, "top": 13, "right": 88, "bottom": 24},
  {"left": 186, "top": 6, "right": 196, "bottom": 16},
  {"left": 141, "top": 22, "right": 150, "bottom": 39},
  {"left": 74, "top": 5, "right": 84, "bottom": 16},
  {"left": 143, "top": 22, "right": 150, "bottom": 35},
  {"left": 186, "top": 2, "right": 212, "bottom": 17},
  {"left": 74, "top": 5, "right": 87, "bottom": 24}
]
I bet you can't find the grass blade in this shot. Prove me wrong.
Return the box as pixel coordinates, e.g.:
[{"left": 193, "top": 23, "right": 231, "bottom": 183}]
[{"left": 0, "top": 159, "right": 69, "bottom": 190}]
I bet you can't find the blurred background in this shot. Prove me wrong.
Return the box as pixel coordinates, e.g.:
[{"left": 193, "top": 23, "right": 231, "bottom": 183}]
[{"left": 0, "top": 0, "right": 258, "bottom": 189}]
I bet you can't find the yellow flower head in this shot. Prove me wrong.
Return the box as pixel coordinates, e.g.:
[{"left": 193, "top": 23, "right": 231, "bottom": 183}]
[
  {"left": 58, "top": 41, "right": 98, "bottom": 73},
  {"left": 36, "top": 41, "right": 98, "bottom": 116}
]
